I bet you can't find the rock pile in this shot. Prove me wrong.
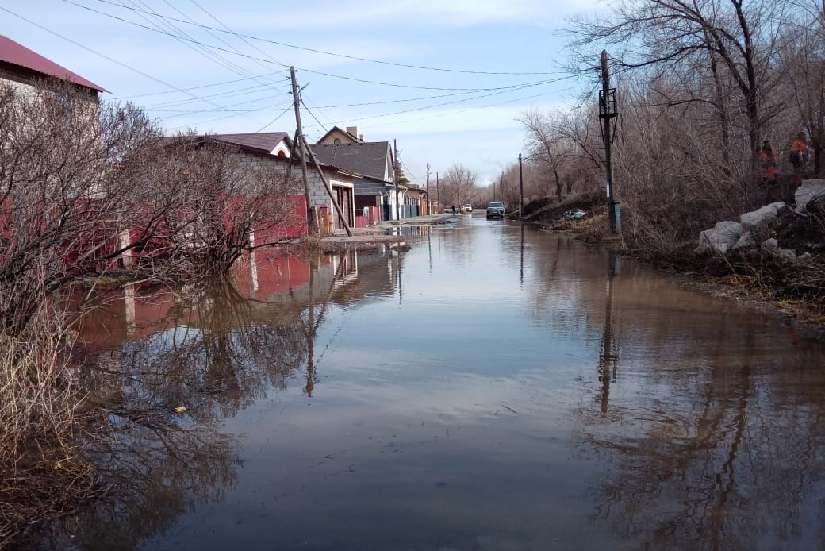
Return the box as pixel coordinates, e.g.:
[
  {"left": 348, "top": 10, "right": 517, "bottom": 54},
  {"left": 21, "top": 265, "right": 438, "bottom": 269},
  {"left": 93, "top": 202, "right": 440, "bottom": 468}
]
[{"left": 697, "top": 179, "right": 825, "bottom": 263}]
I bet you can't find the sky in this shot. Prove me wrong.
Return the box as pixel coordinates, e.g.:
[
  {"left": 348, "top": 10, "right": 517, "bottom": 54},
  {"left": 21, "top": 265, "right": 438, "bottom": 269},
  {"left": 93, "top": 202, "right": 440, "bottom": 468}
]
[{"left": 1, "top": 0, "right": 601, "bottom": 184}]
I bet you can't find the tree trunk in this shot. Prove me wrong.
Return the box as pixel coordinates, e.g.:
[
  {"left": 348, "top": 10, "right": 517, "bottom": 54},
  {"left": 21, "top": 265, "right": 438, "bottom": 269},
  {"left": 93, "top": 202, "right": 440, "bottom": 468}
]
[{"left": 554, "top": 168, "right": 562, "bottom": 202}]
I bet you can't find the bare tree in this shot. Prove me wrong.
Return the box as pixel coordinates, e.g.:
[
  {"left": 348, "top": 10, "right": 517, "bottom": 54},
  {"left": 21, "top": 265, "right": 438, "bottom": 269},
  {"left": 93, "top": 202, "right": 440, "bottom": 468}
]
[
  {"left": 570, "top": 0, "right": 787, "bottom": 175},
  {"left": 439, "top": 164, "right": 478, "bottom": 207},
  {"left": 520, "top": 110, "right": 575, "bottom": 202}
]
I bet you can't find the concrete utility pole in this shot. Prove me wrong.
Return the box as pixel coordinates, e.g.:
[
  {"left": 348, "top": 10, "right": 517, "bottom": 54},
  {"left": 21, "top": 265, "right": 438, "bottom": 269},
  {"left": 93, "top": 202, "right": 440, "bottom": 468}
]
[
  {"left": 425, "top": 163, "right": 431, "bottom": 215},
  {"left": 393, "top": 139, "right": 400, "bottom": 221},
  {"left": 436, "top": 171, "right": 440, "bottom": 212},
  {"left": 290, "top": 66, "right": 316, "bottom": 235},
  {"left": 518, "top": 153, "right": 524, "bottom": 218},
  {"left": 600, "top": 50, "right": 619, "bottom": 234}
]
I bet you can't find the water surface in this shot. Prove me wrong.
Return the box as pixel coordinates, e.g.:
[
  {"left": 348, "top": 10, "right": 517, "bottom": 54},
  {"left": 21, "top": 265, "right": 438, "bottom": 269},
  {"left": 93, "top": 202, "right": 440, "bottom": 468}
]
[{"left": 30, "top": 217, "right": 825, "bottom": 551}]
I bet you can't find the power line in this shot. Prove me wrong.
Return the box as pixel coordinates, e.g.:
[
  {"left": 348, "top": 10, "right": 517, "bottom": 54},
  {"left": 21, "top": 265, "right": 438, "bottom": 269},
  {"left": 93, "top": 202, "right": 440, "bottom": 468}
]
[
  {"left": 65, "top": 0, "right": 561, "bottom": 93},
  {"left": 126, "top": 0, "right": 252, "bottom": 78},
  {"left": 120, "top": 70, "right": 287, "bottom": 99},
  {"left": 255, "top": 105, "right": 292, "bottom": 132},
  {"left": 328, "top": 76, "right": 570, "bottom": 125},
  {"left": 186, "top": 0, "right": 288, "bottom": 76},
  {"left": 81, "top": 0, "right": 558, "bottom": 76},
  {"left": 299, "top": 98, "right": 330, "bottom": 135},
  {"left": 0, "top": 4, "right": 225, "bottom": 108}
]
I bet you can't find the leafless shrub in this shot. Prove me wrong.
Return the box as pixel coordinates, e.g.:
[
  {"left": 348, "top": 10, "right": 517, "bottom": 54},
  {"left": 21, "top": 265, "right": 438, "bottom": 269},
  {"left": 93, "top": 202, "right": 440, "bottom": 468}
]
[{"left": 0, "top": 296, "right": 96, "bottom": 546}]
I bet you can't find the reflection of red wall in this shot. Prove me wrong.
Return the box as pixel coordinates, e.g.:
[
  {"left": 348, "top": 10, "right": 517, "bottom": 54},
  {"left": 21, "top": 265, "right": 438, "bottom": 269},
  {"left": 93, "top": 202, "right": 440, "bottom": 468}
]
[
  {"left": 232, "top": 248, "right": 311, "bottom": 301},
  {"left": 74, "top": 284, "right": 179, "bottom": 352}
]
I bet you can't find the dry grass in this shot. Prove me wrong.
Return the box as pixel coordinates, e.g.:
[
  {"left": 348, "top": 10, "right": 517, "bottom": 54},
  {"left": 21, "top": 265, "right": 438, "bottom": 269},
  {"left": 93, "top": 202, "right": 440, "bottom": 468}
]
[{"left": 0, "top": 305, "right": 97, "bottom": 546}]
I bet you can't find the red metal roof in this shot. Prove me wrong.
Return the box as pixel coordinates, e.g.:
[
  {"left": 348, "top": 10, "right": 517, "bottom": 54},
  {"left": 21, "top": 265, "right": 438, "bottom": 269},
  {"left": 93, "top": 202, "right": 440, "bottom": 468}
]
[{"left": 0, "top": 34, "right": 107, "bottom": 93}]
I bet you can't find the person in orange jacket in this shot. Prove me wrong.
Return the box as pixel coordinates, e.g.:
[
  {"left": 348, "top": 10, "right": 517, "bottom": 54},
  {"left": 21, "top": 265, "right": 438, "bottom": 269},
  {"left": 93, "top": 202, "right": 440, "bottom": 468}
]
[
  {"left": 789, "top": 132, "right": 809, "bottom": 173},
  {"left": 759, "top": 140, "right": 779, "bottom": 202},
  {"left": 760, "top": 140, "right": 778, "bottom": 183}
]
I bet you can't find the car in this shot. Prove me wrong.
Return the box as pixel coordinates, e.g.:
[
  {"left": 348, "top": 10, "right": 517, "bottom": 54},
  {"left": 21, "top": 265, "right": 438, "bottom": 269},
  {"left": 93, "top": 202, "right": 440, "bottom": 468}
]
[
  {"left": 462, "top": 204, "right": 473, "bottom": 213},
  {"left": 486, "top": 201, "right": 506, "bottom": 219},
  {"left": 563, "top": 209, "right": 587, "bottom": 220}
]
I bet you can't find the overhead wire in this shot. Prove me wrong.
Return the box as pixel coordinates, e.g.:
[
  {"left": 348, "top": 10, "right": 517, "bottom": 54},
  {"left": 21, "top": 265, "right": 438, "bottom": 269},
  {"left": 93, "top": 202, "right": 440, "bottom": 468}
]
[
  {"left": 80, "top": 0, "right": 559, "bottom": 76},
  {"left": 255, "top": 105, "right": 292, "bottom": 132},
  {"left": 125, "top": 0, "right": 250, "bottom": 78},
  {"left": 0, "top": 4, "right": 226, "bottom": 108},
  {"left": 62, "top": 0, "right": 562, "bottom": 91}
]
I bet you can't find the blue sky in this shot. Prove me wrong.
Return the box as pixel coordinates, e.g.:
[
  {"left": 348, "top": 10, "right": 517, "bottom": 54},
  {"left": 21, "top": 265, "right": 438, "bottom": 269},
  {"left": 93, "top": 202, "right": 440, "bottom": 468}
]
[{"left": 2, "top": 0, "right": 599, "bottom": 183}]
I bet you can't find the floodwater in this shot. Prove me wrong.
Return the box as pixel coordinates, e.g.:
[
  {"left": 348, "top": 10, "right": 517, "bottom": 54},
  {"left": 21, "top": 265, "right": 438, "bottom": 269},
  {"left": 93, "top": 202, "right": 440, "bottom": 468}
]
[{"left": 26, "top": 217, "right": 825, "bottom": 551}]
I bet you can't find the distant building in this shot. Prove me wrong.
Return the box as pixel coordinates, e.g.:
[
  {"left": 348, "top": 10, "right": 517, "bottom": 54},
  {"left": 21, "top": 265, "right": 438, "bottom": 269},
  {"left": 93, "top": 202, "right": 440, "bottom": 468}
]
[
  {"left": 210, "top": 132, "right": 293, "bottom": 159},
  {"left": 311, "top": 127, "right": 409, "bottom": 222},
  {"left": 205, "top": 132, "right": 356, "bottom": 233},
  {"left": 317, "top": 126, "right": 364, "bottom": 145},
  {"left": 0, "top": 34, "right": 106, "bottom": 99}
]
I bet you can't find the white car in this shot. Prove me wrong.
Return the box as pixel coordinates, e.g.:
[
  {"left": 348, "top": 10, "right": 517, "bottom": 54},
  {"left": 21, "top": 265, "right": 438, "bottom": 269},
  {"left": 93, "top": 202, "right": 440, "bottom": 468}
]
[{"left": 462, "top": 204, "right": 473, "bottom": 213}]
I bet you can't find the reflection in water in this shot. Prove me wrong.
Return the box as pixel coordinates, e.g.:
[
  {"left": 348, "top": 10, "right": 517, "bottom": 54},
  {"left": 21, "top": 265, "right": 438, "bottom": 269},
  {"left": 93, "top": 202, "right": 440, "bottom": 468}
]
[
  {"left": 520, "top": 222, "right": 525, "bottom": 287},
  {"left": 598, "top": 251, "right": 620, "bottom": 416},
  {"left": 26, "top": 247, "right": 400, "bottom": 550},
  {"left": 23, "top": 221, "right": 825, "bottom": 550},
  {"left": 575, "top": 258, "right": 825, "bottom": 550}
]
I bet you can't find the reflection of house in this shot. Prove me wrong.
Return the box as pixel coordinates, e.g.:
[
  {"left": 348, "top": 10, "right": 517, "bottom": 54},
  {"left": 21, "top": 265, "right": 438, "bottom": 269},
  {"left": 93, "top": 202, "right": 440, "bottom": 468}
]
[
  {"left": 0, "top": 34, "right": 107, "bottom": 98},
  {"left": 311, "top": 126, "right": 405, "bottom": 222},
  {"left": 205, "top": 132, "right": 356, "bottom": 233}
]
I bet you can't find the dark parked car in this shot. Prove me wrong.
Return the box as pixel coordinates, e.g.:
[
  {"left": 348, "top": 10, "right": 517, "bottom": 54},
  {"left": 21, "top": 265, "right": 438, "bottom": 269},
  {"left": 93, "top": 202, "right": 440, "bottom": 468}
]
[{"left": 486, "top": 201, "right": 506, "bottom": 219}]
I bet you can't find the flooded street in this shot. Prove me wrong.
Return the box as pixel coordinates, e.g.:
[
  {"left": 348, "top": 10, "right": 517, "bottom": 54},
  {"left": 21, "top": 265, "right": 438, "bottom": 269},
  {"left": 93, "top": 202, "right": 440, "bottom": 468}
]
[{"left": 30, "top": 217, "right": 825, "bottom": 551}]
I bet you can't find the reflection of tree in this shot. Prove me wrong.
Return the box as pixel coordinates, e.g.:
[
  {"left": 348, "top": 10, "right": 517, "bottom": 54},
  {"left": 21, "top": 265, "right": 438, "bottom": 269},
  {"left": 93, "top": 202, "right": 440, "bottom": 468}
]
[
  {"left": 26, "top": 249, "right": 398, "bottom": 549},
  {"left": 579, "top": 317, "right": 825, "bottom": 550}
]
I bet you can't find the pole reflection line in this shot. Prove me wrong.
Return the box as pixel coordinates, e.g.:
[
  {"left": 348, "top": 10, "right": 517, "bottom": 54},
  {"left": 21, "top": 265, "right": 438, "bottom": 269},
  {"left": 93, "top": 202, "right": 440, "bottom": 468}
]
[
  {"left": 598, "top": 251, "right": 620, "bottom": 416},
  {"left": 519, "top": 223, "right": 525, "bottom": 287}
]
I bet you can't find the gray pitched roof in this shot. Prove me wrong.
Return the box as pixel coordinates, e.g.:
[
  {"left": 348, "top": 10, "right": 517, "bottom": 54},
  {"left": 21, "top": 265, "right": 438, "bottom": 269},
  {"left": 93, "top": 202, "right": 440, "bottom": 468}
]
[
  {"left": 310, "top": 142, "right": 391, "bottom": 182},
  {"left": 209, "top": 132, "right": 290, "bottom": 154}
]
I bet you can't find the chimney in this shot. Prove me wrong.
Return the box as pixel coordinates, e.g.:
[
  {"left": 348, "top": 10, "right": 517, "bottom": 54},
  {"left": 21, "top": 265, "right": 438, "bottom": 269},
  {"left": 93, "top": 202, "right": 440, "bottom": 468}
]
[{"left": 346, "top": 126, "right": 359, "bottom": 141}]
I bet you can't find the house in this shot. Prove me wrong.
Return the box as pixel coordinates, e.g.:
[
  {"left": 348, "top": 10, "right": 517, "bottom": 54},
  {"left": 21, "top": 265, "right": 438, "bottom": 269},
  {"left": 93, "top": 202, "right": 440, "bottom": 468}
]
[
  {"left": 210, "top": 132, "right": 293, "bottom": 159},
  {"left": 311, "top": 127, "right": 407, "bottom": 222},
  {"left": 403, "top": 184, "right": 429, "bottom": 217},
  {"left": 0, "top": 33, "right": 106, "bottom": 98},
  {"left": 207, "top": 132, "right": 357, "bottom": 234},
  {"left": 318, "top": 126, "right": 363, "bottom": 145}
]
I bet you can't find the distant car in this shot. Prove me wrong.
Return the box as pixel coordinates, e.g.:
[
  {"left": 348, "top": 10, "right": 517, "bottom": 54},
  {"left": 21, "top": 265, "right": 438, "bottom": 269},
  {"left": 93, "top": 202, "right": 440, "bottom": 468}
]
[
  {"left": 564, "top": 209, "right": 587, "bottom": 221},
  {"left": 486, "top": 201, "right": 506, "bottom": 219},
  {"left": 462, "top": 204, "right": 473, "bottom": 213}
]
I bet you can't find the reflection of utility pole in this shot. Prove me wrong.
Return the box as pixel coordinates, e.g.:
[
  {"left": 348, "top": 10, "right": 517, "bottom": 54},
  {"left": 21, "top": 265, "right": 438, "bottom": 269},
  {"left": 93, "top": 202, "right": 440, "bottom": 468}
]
[
  {"left": 598, "top": 251, "right": 620, "bottom": 416},
  {"left": 427, "top": 225, "right": 433, "bottom": 274},
  {"left": 305, "top": 254, "right": 316, "bottom": 397},
  {"left": 599, "top": 50, "right": 619, "bottom": 235},
  {"left": 518, "top": 153, "right": 524, "bottom": 218},
  {"left": 519, "top": 224, "right": 525, "bottom": 286}
]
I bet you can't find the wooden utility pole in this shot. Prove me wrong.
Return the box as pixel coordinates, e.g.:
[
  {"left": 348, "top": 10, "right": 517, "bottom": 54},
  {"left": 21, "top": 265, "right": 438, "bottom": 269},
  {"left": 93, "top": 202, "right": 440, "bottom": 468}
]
[
  {"left": 305, "top": 143, "right": 353, "bottom": 236},
  {"left": 600, "top": 50, "right": 619, "bottom": 234},
  {"left": 518, "top": 153, "right": 524, "bottom": 218},
  {"left": 425, "top": 163, "right": 431, "bottom": 215},
  {"left": 290, "top": 66, "right": 316, "bottom": 235},
  {"left": 393, "top": 139, "right": 400, "bottom": 221}
]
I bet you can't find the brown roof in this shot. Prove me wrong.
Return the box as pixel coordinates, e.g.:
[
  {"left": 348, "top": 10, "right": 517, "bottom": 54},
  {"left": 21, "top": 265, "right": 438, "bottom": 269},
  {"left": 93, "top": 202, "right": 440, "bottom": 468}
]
[
  {"left": 0, "top": 34, "right": 107, "bottom": 92},
  {"left": 209, "top": 132, "right": 291, "bottom": 154}
]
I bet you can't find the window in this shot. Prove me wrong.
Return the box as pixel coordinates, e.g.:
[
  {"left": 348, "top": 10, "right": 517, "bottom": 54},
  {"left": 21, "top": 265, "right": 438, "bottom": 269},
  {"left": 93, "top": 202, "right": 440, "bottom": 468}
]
[{"left": 333, "top": 138, "right": 342, "bottom": 145}]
